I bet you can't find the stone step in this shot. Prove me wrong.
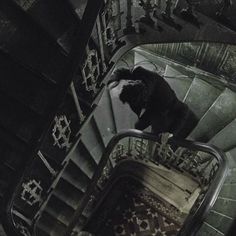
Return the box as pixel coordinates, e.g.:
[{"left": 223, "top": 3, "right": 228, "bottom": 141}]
[
  {"left": 109, "top": 83, "right": 137, "bottom": 132},
  {"left": 212, "top": 198, "right": 236, "bottom": 219},
  {"left": 116, "top": 50, "right": 135, "bottom": 70},
  {"left": 209, "top": 119, "right": 236, "bottom": 151},
  {"left": 37, "top": 212, "right": 67, "bottom": 236},
  {"left": 81, "top": 119, "right": 105, "bottom": 164},
  {"left": 53, "top": 178, "right": 84, "bottom": 210},
  {"left": 44, "top": 195, "right": 75, "bottom": 226},
  {"left": 219, "top": 182, "right": 236, "bottom": 200},
  {"left": 196, "top": 222, "right": 225, "bottom": 236},
  {"left": 190, "top": 88, "right": 236, "bottom": 142},
  {"left": 134, "top": 51, "right": 165, "bottom": 72},
  {"left": 226, "top": 148, "right": 236, "bottom": 169},
  {"left": 69, "top": 142, "right": 97, "bottom": 179},
  {"left": 204, "top": 210, "right": 233, "bottom": 235},
  {"left": 223, "top": 168, "right": 236, "bottom": 184},
  {"left": 183, "top": 76, "right": 222, "bottom": 119},
  {"left": 164, "top": 65, "right": 193, "bottom": 101},
  {"left": 93, "top": 88, "right": 116, "bottom": 146},
  {"left": 62, "top": 161, "right": 91, "bottom": 193},
  {"left": 134, "top": 49, "right": 170, "bottom": 70}
]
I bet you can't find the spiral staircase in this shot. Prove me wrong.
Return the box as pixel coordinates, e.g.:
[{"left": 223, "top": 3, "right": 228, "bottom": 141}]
[{"left": 0, "top": 0, "right": 236, "bottom": 236}]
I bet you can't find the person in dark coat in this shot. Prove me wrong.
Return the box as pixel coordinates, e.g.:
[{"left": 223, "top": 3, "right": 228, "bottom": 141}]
[{"left": 109, "top": 66, "right": 199, "bottom": 139}]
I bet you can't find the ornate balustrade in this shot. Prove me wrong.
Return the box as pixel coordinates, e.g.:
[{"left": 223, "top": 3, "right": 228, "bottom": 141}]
[{"left": 78, "top": 129, "right": 228, "bottom": 236}]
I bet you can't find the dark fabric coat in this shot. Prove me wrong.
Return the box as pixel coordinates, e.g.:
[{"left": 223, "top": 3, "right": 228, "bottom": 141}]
[{"left": 120, "top": 66, "right": 199, "bottom": 138}]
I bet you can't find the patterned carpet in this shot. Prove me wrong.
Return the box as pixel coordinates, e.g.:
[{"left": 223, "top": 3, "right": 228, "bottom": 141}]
[{"left": 85, "top": 178, "right": 183, "bottom": 236}]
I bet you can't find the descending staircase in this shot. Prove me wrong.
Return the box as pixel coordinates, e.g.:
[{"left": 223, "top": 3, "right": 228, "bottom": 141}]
[
  {"left": 0, "top": 46, "right": 234, "bottom": 236},
  {"left": 14, "top": 48, "right": 230, "bottom": 235},
  {"left": 0, "top": 1, "right": 236, "bottom": 236},
  {"left": 130, "top": 49, "right": 236, "bottom": 236}
]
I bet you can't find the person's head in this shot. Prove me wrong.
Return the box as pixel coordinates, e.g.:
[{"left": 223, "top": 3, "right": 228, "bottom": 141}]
[
  {"left": 119, "top": 82, "right": 147, "bottom": 105},
  {"left": 119, "top": 82, "right": 147, "bottom": 116},
  {"left": 114, "top": 68, "right": 133, "bottom": 81}
]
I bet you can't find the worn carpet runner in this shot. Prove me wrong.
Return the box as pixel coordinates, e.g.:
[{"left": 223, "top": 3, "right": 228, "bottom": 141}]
[{"left": 85, "top": 178, "right": 184, "bottom": 236}]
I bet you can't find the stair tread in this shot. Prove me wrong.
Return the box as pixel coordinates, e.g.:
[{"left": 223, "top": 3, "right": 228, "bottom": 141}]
[
  {"left": 196, "top": 222, "right": 225, "bottom": 236},
  {"left": 134, "top": 49, "right": 170, "bottom": 70},
  {"left": 205, "top": 210, "right": 233, "bottom": 234},
  {"left": 62, "top": 161, "right": 91, "bottom": 193},
  {"left": 94, "top": 88, "right": 116, "bottom": 146},
  {"left": 184, "top": 76, "right": 222, "bottom": 119},
  {"left": 164, "top": 65, "right": 193, "bottom": 101},
  {"left": 190, "top": 88, "right": 236, "bottom": 142},
  {"left": 37, "top": 212, "right": 67, "bottom": 236},
  {"left": 209, "top": 118, "right": 236, "bottom": 151},
  {"left": 224, "top": 169, "right": 236, "bottom": 184},
  {"left": 69, "top": 143, "right": 97, "bottom": 179},
  {"left": 212, "top": 198, "right": 236, "bottom": 219},
  {"left": 226, "top": 148, "right": 236, "bottom": 169},
  {"left": 109, "top": 83, "right": 137, "bottom": 132},
  {"left": 81, "top": 120, "right": 105, "bottom": 164},
  {"left": 219, "top": 181, "right": 236, "bottom": 200},
  {"left": 45, "top": 195, "right": 75, "bottom": 225},
  {"left": 54, "top": 178, "right": 84, "bottom": 209}
]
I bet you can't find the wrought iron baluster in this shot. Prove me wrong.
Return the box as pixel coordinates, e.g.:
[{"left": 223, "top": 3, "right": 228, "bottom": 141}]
[
  {"left": 139, "top": 0, "right": 156, "bottom": 26},
  {"left": 123, "top": 0, "right": 136, "bottom": 34},
  {"left": 81, "top": 46, "right": 100, "bottom": 93},
  {"left": 70, "top": 82, "right": 85, "bottom": 123},
  {"left": 96, "top": 17, "right": 107, "bottom": 72},
  {"left": 37, "top": 151, "right": 57, "bottom": 177}
]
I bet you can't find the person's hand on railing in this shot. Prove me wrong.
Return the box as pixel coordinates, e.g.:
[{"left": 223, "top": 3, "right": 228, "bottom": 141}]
[{"left": 107, "top": 68, "right": 133, "bottom": 89}]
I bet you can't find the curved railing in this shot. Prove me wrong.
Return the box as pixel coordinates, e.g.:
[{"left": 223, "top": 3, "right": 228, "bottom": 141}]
[{"left": 75, "top": 129, "right": 228, "bottom": 236}]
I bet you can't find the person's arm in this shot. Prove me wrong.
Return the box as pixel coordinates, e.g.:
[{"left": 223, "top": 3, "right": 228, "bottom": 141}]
[
  {"left": 107, "top": 68, "right": 133, "bottom": 85},
  {"left": 135, "top": 109, "right": 151, "bottom": 130}
]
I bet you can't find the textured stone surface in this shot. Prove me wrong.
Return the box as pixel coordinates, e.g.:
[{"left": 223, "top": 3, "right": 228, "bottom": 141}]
[
  {"left": 196, "top": 222, "right": 226, "bottom": 236},
  {"left": 81, "top": 119, "right": 105, "bottom": 164},
  {"left": 212, "top": 198, "right": 236, "bottom": 218},
  {"left": 205, "top": 211, "right": 233, "bottom": 234},
  {"left": 109, "top": 81, "right": 137, "bottom": 132},
  {"left": 184, "top": 76, "right": 222, "bottom": 119},
  {"left": 94, "top": 88, "right": 116, "bottom": 145},
  {"left": 209, "top": 119, "right": 236, "bottom": 151},
  {"left": 164, "top": 65, "right": 193, "bottom": 101},
  {"left": 190, "top": 88, "right": 236, "bottom": 142}
]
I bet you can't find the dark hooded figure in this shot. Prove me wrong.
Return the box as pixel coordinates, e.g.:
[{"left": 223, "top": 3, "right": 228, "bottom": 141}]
[{"left": 109, "top": 66, "right": 199, "bottom": 139}]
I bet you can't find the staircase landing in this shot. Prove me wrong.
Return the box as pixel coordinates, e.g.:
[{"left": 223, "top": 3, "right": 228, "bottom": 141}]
[{"left": 85, "top": 177, "right": 183, "bottom": 236}]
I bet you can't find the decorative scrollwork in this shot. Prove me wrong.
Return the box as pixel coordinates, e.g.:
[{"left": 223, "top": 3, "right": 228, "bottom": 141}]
[
  {"left": 17, "top": 0, "right": 38, "bottom": 11},
  {"left": 21, "top": 179, "right": 43, "bottom": 206},
  {"left": 134, "top": 138, "right": 148, "bottom": 159},
  {"left": 52, "top": 115, "right": 72, "bottom": 150},
  {"left": 82, "top": 195, "right": 97, "bottom": 218},
  {"left": 16, "top": 223, "right": 31, "bottom": 236},
  {"left": 100, "top": 0, "right": 124, "bottom": 50},
  {"left": 82, "top": 46, "right": 100, "bottom": 93},
  {"left": 138, "top": 0, "right": 157, "bottom": 26},
  {"left": 97, "top": 164, "right": 112, "bottom": 188},
  {"left": 111, "top": 143, "right": 125, "bottom": 162}
]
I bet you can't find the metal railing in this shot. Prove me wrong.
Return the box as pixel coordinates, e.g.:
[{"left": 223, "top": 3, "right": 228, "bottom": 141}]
[{"left": 78, "top": 129, "right": 228, "bottom": 236}]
